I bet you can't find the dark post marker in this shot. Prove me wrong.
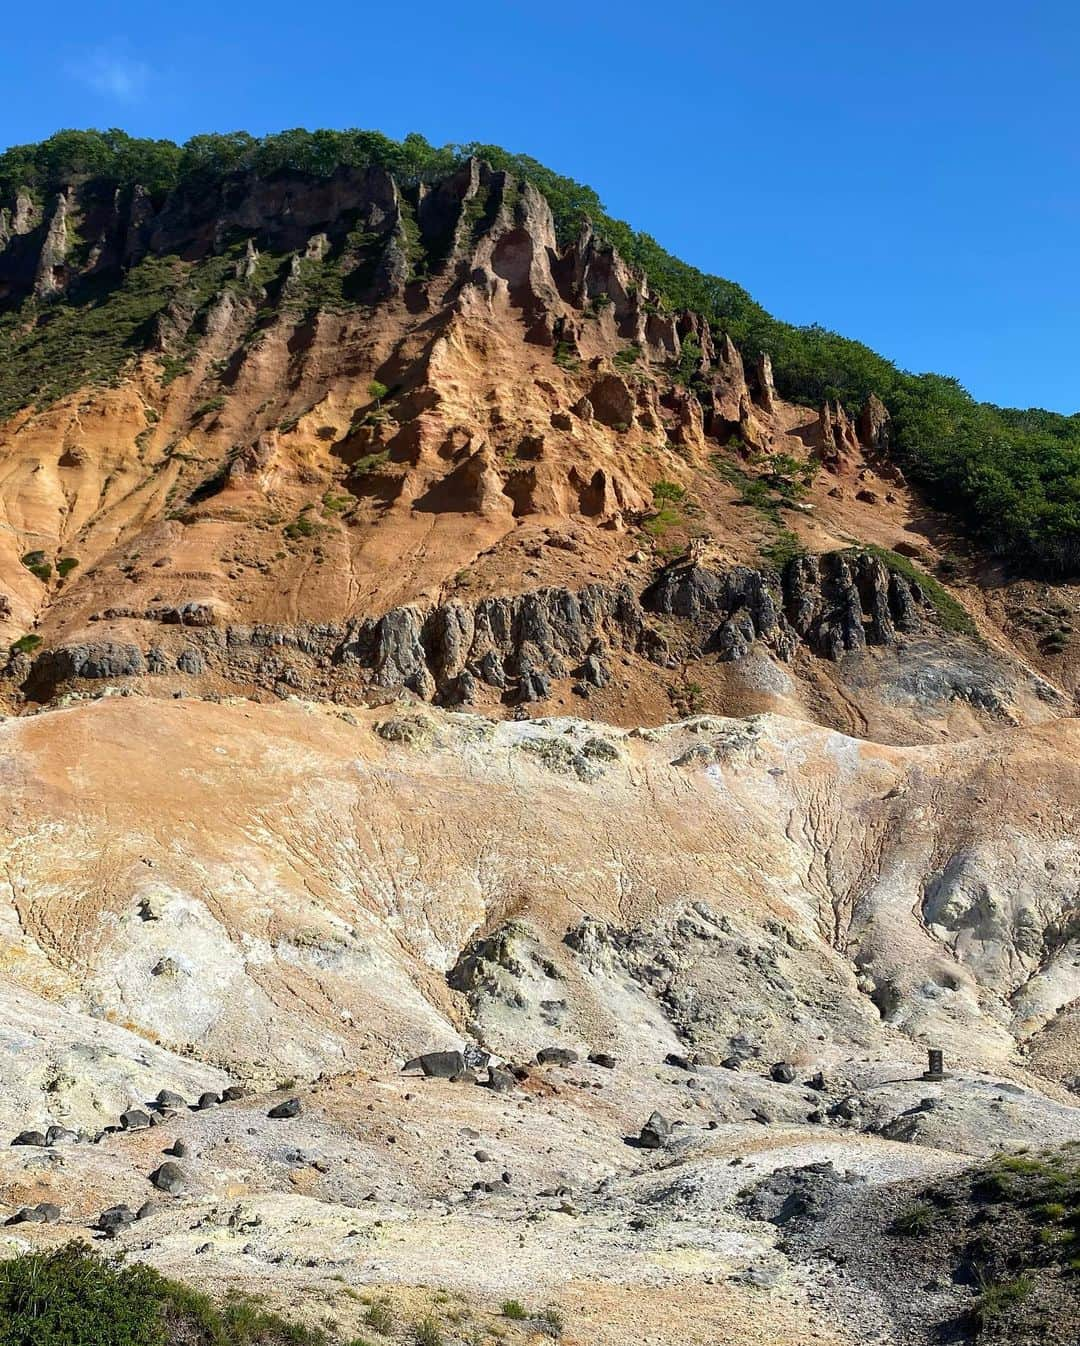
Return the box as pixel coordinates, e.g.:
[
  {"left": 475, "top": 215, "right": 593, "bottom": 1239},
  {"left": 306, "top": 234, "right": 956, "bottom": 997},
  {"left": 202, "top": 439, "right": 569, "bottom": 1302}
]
[{"left": 923, "top": 1048, "right": 945, "bottom": 1080}]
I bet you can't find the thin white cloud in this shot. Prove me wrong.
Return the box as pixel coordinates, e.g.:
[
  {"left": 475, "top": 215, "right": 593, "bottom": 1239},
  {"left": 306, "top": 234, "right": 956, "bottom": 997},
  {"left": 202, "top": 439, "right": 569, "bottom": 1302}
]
[{"left": 72, "top": 46, "right": 153, "bottom": 102}]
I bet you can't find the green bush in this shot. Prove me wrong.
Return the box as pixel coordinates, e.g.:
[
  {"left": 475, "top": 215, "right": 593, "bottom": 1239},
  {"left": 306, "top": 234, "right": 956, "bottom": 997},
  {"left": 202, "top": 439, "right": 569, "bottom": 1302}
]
[
  {"left": 973, "top": 1274, "right": 1034, "bottom": 1329},
  {"left": 760, "top": 530, "right": 806, "bottom": 570},
  {"left": 500, "top": 1300, "right": 527, "bottom": 1320},
  {"left": 56, "top": 556, "right": 79, "bottom": 578},
  {"left": 362, "top": 1299, "right": 394, "bottom": 1335},
  {"left": 0, "top": 1243, "right": 327, "bottom": 1345},
  {"left": 892, "top": 1202, "right": 935, "bottom": 1236},
  {"left": 412, "top": 1318, "right": 443, "bottom": 1346},
  {"left": 192, "top": 395, "right": 226, "bottom": 420},
  {"left": 9, "top": 634, "right": 43, "bottom": 656}
]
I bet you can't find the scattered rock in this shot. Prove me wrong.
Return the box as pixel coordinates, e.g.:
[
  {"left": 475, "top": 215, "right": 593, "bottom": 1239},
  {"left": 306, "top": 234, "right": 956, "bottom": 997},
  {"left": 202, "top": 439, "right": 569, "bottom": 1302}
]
[
  {"left": 402, "top": 1050, "right": 466, "bottom": 1079},
  {"left": 638, "top": 1112, "right": 672, "bottom": 1149},
  {"left": 97, "top": 1204, "right": 136, "bottom": 1233},
  {"left": 769, "top": 1062, "right": 798, "bottom": 1084},
  {"left": 268, "top": 1098, "right": 302, "bottom": 1120},
  {"left": 588, "top": 1052, "right": 617, "bottom": 1069},
  {"left": 121, "top": 1109, "right": 152, "bottom": 1130},
  {"left": 665, "top": 1053, "right": 695, "bottom": 1072},
  {"left": 151, "top": 1161, "right": 190, "bottom": 1196},
  {"left": 11, "top": 1130, "right": 47, "bottom": 1147},
  {"left": 536, "top": 1046, "right": 579, "bottom": 1066}
]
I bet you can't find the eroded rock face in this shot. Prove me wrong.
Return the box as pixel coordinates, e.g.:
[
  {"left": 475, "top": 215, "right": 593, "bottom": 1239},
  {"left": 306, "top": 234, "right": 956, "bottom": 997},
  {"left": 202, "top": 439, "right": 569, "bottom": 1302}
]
[
  {"left": 336, "top": 581, "right": 659, "bottom": 704},
  {"left": 644, "top": 552, "right": 924, "bottom": 664},
  {"left": 17, "top": 553, "right": 937, "bottom": 706}
]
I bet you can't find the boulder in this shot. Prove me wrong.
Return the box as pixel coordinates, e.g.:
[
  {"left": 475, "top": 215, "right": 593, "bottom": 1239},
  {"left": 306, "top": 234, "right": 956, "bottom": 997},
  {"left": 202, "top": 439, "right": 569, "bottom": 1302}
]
[
  {"left": 485, "top": 1068, "right": 517, "bottom": 1094},
  {"left": 769, "top": 1062, "right": 798, "bottom": 1084},
  {"left": 121, "top": 1109, "right": 152, "bottom": 1130},
  {"left": 588, "top": 1052, "right": 617, "bottom": 1069},
  {"left": 268, "top": 1098, "right": 302, "bottom": 1119},
  {"left": 96, "top": 1204, "right": 136, "bottom": 1233},
  {"left": 536, "top": 1047, "right": 579, "bottom": 1067},
  {"left": 11, "top": 1130, "right": 47, "bottom": 1147},
  {"left": 45, "top": 1125, "right": 77, "bottom": 1145},
  {"left": 221, "top": 1085, "right": 250, "bottom": 1102},
  {"left": 402, "top": 1050, "right": 466, "bottom": 1079},
  {"left": 155, "top": 1089, "right": 187, "bottom": 1110},
  {"left": 151, "top": 1161, "right": 189, "bottom": 1196},
  {"left": 638, "top": 1111, "right": 672, "bottom": 1149},
  {"left": 196, "top": 1092, "right": 221, "bottom": 1110},
  {"left": 665, "top": 1053, "right": 695, "bottom": 1072}
]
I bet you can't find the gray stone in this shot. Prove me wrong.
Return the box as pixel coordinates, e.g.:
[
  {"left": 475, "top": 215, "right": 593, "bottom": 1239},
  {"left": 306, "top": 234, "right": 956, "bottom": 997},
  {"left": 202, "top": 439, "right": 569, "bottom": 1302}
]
[
  {"left": 11, "top": 1130, "right": 47, "bottom": 1147},
  {"left": 121, "top": 1109, "right": 152, "bottom": 1130},
  {"left": 268, "top": 1098, "right": 302, "bottom": 1119},
  {"left": 96, "top": 1204, "right": 136, "bottom": 1232},
  {"left": 151, "top": 1161, "right": 189, "bottom": 1195},
  {"left": 536, "top": 1047, "right": 579, "bottom": 1067},
  {"left": 638, "top": 1111, "right": 672, "bottom": 1149},
  {"left": 402, "top": 1050, "right": 466, "bottom": 1079}
]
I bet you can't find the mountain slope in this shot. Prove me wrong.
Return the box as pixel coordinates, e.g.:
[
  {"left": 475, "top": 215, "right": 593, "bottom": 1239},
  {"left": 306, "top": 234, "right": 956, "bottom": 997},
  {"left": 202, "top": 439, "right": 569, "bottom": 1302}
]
[
  {"left": 0, "top": 131, "right": 1076, "bottom": 740},
  {"left": 0, "top": 128, "right": 1077, "bottom": 1346}
]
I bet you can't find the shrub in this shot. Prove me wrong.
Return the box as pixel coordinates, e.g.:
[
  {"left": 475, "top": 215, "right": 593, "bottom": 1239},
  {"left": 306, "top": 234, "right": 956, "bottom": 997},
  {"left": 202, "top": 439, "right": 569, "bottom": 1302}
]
[
  {"left": 501, "top": 1300, "right": 527, "bottom": 1320},
  {"left": 760, "top": 530, "right": 806, "bottom": 570},
  {"left": 21, "top": 550, "right": 52, "bottom": 581},
  {"left": 283, "top": 515, "right": 319, "bottom": 540},
  {"left": 553, "top": 341, "right": 579, "bottom": 371},
  {"left": 892, "top": 1202, "right": 935, "bottom": 1236},
  {"left": 413, "top": 1316, "right": 443, "bottom": 1346},
  {"left": 363, "top": 1299, "right": 394, "bottom": 1335},
  {"left": 56, "top": 556, "right": 79, "bottom": 578},
  {"left": 0, "top": 1243, "right": 327, "bottom": 1345},
  {"left": 9, "top": 634, "right": 43, "bottom": 656},
  {"left": 972, "top": 1274, "right": 1034, "bottom": 1328},
  {"left": 192, "top": 395, "right": 226, "bottom": 420},
  {"left": 538, "top": 1306, "right": 565, "bottom": 1337}
]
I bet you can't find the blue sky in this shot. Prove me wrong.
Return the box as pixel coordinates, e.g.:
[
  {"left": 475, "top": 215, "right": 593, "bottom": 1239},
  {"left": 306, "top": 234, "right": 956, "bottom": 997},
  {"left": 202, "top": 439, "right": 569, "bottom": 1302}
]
[{"left": 2, "top": 1, "right": 1078, "bottom": 412}]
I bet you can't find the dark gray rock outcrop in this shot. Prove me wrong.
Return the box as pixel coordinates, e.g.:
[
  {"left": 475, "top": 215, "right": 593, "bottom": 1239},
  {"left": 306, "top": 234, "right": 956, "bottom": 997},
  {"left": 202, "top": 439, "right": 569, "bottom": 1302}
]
[
  {"left": 16, "top": 553, "right": 938, "bottom": 703},
  {"left": 337, "top": 581, "right": 663, "bottom": 704}
]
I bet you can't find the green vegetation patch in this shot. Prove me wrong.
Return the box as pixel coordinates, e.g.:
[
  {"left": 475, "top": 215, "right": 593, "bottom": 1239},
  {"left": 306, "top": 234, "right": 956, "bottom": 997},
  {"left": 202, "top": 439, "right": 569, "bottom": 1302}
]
[
  {"left": 9, "top": 633, "right": 43, "bottom": 656},
  {"left": 0, "top": 1243, "right": 328, "bottom": 1345}
]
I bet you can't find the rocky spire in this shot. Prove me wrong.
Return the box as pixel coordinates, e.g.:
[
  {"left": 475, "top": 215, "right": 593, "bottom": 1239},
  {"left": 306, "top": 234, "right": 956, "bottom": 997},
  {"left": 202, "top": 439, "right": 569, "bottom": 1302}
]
[
  {"left": 32, "top": 192, "right": 71, "bottom": 299},
  {"left": 752, "top": 351, "right": 777, "bottom": 414},
  {"left": 858, "top": 392, "right": 892, "bottom": 457}
]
